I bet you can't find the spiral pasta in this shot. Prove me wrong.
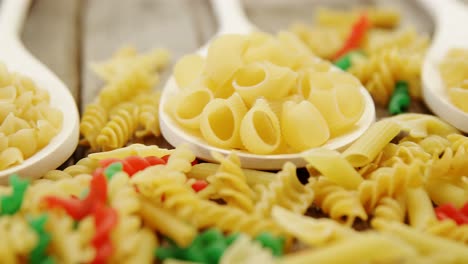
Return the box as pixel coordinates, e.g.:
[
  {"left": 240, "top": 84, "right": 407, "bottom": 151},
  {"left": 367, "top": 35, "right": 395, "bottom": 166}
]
[
  {"left": 255, "top": 162, "right": 315, "bottom": 217},
  {"left": 358, "top": 162, "right": 423, "bottom": 212},
  {"left": 313, "top": 176, "right": 367, "bottom": 225},
  {"left": 80, "top": 103, "right": 108, "bottom": 149},
  {"left": 370, "top": 196, "right": 406, "bottom": 228},
  {"left": 201, "top": 152, "right": 255, "bottom": 212},
  {"left": 96, "top": 102, "right": 139, "bottom": 150}
]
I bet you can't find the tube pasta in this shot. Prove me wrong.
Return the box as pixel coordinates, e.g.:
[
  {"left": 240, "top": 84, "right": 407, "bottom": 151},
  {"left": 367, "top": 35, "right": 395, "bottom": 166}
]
[
  {"left": 281, "top": 100, "right": 329, "bottom": 151},
  {"left": 389, "top": 113, "right": 460, "bottom": 139},
  {"left": 200, "top": 93, "right": 247, "bottom": 149},
  {"left": 343, "top": 119, "right": 401, "bottom": 167},
  {"left": 280, "top": 233, "right": 417, "bottom": 264},
  {"left": 406, "top": 187, "right": 437, "bottom": 230},
  {"left": 373, "top": 220, "right": 468, "bottom": 260},
  {"left": 303, "top": 148, "right": 363, "bottom": 190},
  {"left": 240, "top": 98, "right": 281, "bottom": 154}
]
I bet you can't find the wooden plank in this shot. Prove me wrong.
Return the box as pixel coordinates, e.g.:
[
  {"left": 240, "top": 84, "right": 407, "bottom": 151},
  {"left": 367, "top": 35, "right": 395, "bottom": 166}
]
[
  {"left": 81, "top": 0, "right": 215, "bottom": 108},
  {"left": 21, "top": 0, "right": 81, "bottom": 103}
]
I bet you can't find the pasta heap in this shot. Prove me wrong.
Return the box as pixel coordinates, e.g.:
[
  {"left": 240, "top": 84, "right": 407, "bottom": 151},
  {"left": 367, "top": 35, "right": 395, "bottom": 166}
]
[
  {"left": 80, "top": 46, "right": 170, "bottom": 150},
  {"left": 439, "top": 48, "right": 468, "bottom": 113},
  {"left": 290, "top": 7, "right": 429, "bottom": 106},
  {"left": 1, "top": 113, "right": 468, "bottom": 263},
  {"left": 0, "top": 63, "right": 63, "bottom": 170},
  {"left": 169, "top": 32, "right": 366, "bottom": 154}
]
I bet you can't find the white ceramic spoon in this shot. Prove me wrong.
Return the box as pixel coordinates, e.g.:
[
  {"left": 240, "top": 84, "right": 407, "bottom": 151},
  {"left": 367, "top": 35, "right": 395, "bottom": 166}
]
[
  {"left": 0, "top": 0, "right": 79, "bottom": 183},
  {"left": 417, "top": 0, "right": 468, "bottom": 133},
  {"left": 159, "top": 0, "right": 375, "bottom": 170}
]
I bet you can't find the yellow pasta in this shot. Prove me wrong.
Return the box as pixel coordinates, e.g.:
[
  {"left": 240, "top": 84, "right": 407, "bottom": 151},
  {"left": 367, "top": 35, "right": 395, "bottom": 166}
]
[
  {"left": 140, "top": 197, "right": 196, "bottom": 247},
  {"left": 313, "top": 176, "right": 367, "bottom": 225},
  {"left": 173, "top": 54, "right": 205, "bottom": 89},
  {"left": 280, "top": 232, "right": 417, "bottom": 264},
  {"left": 232, "top": 61, "right": 297, "bottom": 106},
  {"left": 187, "top": 162, "right": 276, "bottom": 187},
  {"left": 316, "top": 7, "right": 400, "bottom": 28},
  {"left": 201, "top": 152, "right": 255, "bottom": 212},
  {"left": 220, "top": 234, "right": 276, "bottom": 264},
  {"left": 204, "top": 34, "right": 248, "bottom": 89},
  {"left": 199, "top": 93, "right": 247, "bottom": 149},
  {"left": 406, "top": 187, "right": 437, "bottom": 230},
  {"left": 272, "top": 206, "right": 356, "bottom": 247},
  {"left": 439, "top": 48, "right": 468, "bottom": 112},
  {"left": 425, "top": 219, "right": 468, "bottom": 245},
  {"left": 240, "top": 98, "right": 281, "bottom": 154},
  {"left": 255, "top": 162, "right": 315, "bottom": 216},
  {"left": 80, "top": 103, "right": 108, "bottom": 148},
  {"left": 170, "top": 87, "right": 213, "bottom": 130},
  {"left": 343, "top": 119, "right": 401, "bottom": 167},
  {"left": 358, "top": 162, "right": 423, "bottom": 212},
  {"left": 370, "top": 196, "right": 406, "bottom": 228},
  {"left": 303, "top": 148, "right": 363, "bottom": 190},
  {"left": 389, "top": 113, "right": 460, "bottom": 139},
  {"left": 281, "top": 100, "right": 330, "bottom": 151}
]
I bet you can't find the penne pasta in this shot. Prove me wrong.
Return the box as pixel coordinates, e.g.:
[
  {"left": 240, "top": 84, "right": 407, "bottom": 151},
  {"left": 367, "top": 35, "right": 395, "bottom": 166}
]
[{"left": 342, "top": 119, "right": 401, "bottom": 167}]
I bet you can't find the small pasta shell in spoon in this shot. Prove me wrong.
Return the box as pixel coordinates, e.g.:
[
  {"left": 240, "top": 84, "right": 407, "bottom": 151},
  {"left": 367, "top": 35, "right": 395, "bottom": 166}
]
[
  {"left": 200, "top": 92, "right": 248, "bottom": 149},
  {"left": 233, "top": 61, "right": 297, "bottom": 106},
  {"left": 281, "top": 100, "right": 330, "bottom": 152},
  {"left": 240, "top": 98, "right": 281, "bottom": 154},
  {"left": 171, "top": 87, "right": 213, "bottom": 130}
]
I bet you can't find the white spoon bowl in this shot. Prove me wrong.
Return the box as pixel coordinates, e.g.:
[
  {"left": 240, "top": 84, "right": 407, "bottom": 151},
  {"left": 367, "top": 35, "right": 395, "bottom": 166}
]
[
  {"left": 159, "top": 0, "right": 376, "bottom": 170},
  {"left": 418, "top": 0, "right": 468, "bottom": 133},
  {"left": 0, "top": 0, "right": 79, "bottom": 183}
]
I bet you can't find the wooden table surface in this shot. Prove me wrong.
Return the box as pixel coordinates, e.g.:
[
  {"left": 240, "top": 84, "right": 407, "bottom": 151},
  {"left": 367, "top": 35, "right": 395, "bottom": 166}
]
[{"left": 20, "top": 0, "right": 443, "bottom": 162}]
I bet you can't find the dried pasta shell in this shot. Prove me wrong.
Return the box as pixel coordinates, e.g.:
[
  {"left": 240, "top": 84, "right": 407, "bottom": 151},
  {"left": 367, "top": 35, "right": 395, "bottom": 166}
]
[
  {"left": 232, "top": 61, "right": 297, "bottom": 106},
  {"left": 172, "top": 87, "right": 213, "bottom": 130},
  {"left": 281, "top": 100, "right": 329, "bottom": 151},
  {"left": 240, "top": 98, "right": 281, "bottom": 154},
  {"left": 200, "top": 93, "right": 247, "bottom": 149}
]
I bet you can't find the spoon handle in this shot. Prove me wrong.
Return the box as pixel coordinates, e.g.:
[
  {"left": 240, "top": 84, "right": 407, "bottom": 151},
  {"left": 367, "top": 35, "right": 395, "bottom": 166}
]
[
  {"left": 0, "top": 0, "right": 31, "bottom": 40},
  {"left": 211, "top": 0, "right": 255, "bottom": 34}
]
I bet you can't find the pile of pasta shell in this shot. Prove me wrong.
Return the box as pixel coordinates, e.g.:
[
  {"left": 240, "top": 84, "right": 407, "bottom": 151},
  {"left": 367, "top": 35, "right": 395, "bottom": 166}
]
[{"left": 167, "top": 32, "right": 366, "bottom": 155}]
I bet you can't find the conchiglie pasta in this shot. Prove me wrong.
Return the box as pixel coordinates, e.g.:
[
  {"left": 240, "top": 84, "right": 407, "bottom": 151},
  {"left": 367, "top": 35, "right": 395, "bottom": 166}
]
[
  {"left": 240, "top": 98, "right": 281, "bottom": 154},
  {"left": 232, "top": 61, "right": 297, "bottom": 106},
  {"left": 200, "top": 93, "right": 247, "bottom": 149},
  {"left": 281, "top": 100, "right": 330, "bottom": 151}
]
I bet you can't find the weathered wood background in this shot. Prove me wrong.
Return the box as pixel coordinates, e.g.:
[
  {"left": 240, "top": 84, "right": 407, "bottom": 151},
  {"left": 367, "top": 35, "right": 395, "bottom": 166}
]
[{"left": 20, "top": 0, "right": 449, "bottom": 160}]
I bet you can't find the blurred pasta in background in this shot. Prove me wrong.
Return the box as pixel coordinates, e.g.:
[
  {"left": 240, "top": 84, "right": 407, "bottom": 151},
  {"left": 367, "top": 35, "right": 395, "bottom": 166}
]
[
  {"left": 0, "top": 63, "right": 63, "bottom": 170},
  {"left": 80, "top": 46, "right": 170, "bottom": 151}
]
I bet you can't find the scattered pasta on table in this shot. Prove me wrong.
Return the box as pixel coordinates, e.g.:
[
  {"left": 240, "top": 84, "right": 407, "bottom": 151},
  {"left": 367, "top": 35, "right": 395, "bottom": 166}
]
[{"left": 1, "top": 5, "right": 468, "bottom": 264}]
